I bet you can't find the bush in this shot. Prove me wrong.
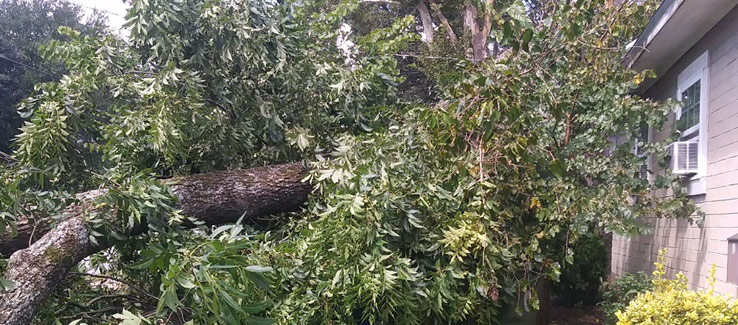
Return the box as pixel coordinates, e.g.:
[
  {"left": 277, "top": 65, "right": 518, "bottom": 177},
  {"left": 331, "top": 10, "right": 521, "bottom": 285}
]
[
  {"left": 554, "top": 233, "right": 609, "bottom": 306},
  {"left": 616, "top": 249, "right": 738, "bottom": 325},
  {"left": 599, "top": 271, "right": 652, "bottom": 323}
]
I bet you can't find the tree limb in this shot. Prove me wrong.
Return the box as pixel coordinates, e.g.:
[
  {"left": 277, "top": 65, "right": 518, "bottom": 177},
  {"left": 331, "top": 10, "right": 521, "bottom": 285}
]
[
  {"left": 0, "top": 163, "right": 311, "bottom": 325},
  {"left": 463, "top": 0, "right": 495, "bottom": 63},
  {"left": 0, "top": 151, "right": 14, "bottom": 165},
  {"left": 1, "top": 163, "right": 310, "bottom": 256},
  {"left": 417, "top": 0, "right": 434, "bottom": 43},
  {"left": 67, "top": 272, "right": 159, "bottom": 301},
  {"left": 428, "top": 0, "right": 457, "bottom": 44}
]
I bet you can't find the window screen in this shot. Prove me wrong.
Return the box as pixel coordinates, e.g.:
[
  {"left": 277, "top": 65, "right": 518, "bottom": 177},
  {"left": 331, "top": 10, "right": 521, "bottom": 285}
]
[{"left": 678, "top": 80, "right": 700, "bottom": 132}]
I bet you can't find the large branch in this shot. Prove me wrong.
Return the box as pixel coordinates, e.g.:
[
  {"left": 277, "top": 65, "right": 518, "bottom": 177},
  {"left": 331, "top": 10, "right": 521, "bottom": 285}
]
[
  {"left": 1, "top": 163, "right": 309, "bottom": 255},
  {"left": 463, "top": 0, "right": 495, "bottom": 63},
  {"left": 0, "top": 163, "right": 311, "bottom": 325},
  {"left": 1, "top": 216, "right": 51, "bottom": 256},
  {"left": 417, "top": 0, "right": 434, "bottom": 43},
  {"left": 428, "top": 0, "right": 457, "bottom": 44}
]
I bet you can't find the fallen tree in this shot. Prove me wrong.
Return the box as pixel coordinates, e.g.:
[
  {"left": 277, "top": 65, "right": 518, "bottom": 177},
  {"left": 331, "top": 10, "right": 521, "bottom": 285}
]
[
  {"left": 1, "top": 216, "right": 51, "bottom": 257},
  {"left": 0, "top": 163, "right": 310, "bottom": 325},
  {"left": 1, "top": 0, "right": 700, "bottom": 323}
]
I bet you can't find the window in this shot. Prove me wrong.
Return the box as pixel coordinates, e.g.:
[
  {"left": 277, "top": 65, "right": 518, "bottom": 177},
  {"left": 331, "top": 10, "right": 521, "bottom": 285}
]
[
  {"left": 634, "top": 124, "right": 649, "bottom": 157},
  {"left": 675, "top": 51, "right": 709, "bottom": 196},
  {"left": 634, "top": 124, "right": 650, "bottom": 180},
  {"left": 677, "top": 81, "right": 700, "bottom": 134}
]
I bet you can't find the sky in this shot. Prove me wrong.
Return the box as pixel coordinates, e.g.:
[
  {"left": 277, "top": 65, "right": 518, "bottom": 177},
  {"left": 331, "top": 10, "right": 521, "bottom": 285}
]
[{"left": 69, "top": 0, "right": 130, "bottom": 37}]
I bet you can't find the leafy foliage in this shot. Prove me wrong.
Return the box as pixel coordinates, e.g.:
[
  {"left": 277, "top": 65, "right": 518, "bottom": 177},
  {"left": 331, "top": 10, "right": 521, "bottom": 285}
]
[
  {"left": 264, "top": 1, "right": 695, "bottom": 323},
  {"left": 600, "top": 271, "right": 653, "bottom": 323},
  {"left": 553, "top": 233, "right": 609, "bottom": 306},
  {"left": 616, "top": 250, "right": 738, "bottom": 325},
  {"left": 6, "top": 0, "right": 412, "bottom": 322},
  {"left": 0, "top": 0, "right": 106, "bottom": 153},
  {"left": 130, "top": 221, "right": 277, "bottom": 324},
  {"left": 1, "top": 0, "right": 699, "bottom": 324}
]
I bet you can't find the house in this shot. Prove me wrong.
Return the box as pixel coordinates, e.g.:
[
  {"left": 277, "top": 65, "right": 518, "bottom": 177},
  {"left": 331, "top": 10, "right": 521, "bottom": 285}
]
[{"left": 611, "top": 0, "right": 738, "bottom": 294}]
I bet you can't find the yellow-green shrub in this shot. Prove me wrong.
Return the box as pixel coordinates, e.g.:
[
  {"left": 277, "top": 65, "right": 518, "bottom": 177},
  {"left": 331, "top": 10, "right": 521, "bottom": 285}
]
[{"left": 616, "top": 249, "right": 738, "bottom": 325}]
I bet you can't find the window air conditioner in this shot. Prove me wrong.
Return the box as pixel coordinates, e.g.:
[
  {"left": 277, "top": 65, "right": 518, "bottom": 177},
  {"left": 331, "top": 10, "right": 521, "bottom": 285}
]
[{"left": 672, "top": 141, "right": 698, "bottom": 175}]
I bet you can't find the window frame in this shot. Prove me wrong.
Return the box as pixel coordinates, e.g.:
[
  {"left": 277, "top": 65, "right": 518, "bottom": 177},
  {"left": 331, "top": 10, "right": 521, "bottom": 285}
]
[
  {"left": 675, "top": 51, "right": 709, "bottom": 195},
  {"left": 676, "top": 78, "right": 701, "bottom": 137}
]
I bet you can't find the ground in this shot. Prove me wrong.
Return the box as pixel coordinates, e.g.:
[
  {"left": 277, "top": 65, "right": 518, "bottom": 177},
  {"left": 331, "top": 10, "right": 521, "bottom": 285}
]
[
  {"left": 551, "top": 306, "right": 606, "bottom": 324},
  {"left": 503, "top": 306, "right": 605, "bottom": 325}
]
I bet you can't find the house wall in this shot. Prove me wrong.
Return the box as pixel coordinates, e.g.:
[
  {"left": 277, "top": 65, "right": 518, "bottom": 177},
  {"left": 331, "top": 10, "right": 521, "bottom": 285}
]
[{"left": 611, "top": 5, "right": 738, "bottom": 295}]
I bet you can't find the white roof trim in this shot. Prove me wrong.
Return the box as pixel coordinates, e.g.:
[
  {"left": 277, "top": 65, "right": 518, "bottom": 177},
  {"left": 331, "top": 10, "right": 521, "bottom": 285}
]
[
  {"left": 625, "top": 0, "right": 738, "bottom": 93},
  {"left": 624, "top": 0, "right": 685, "bottom": 69}
]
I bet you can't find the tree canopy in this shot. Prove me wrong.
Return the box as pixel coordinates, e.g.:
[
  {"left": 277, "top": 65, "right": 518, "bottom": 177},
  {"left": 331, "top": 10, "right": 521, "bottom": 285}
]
[
  {"left": 0, "top": 0, "right": 696, "bottom": 324},
  {"left": 0, "top": 0, "right": 106, "bottom": 153}
]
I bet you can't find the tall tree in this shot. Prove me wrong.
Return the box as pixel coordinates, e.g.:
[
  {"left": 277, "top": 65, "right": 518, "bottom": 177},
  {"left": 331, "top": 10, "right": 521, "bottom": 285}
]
[{"left": 0, "top": 0, "right": 106, "bottom": 154}]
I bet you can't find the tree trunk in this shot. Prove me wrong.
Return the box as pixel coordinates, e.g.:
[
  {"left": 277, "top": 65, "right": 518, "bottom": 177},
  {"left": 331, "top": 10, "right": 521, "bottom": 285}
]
[
  {"left": 0, "top": 163, "right": 311, "bottom": 325},
  {"left": 463, "top": 0, "right": 494, "bottom": 63},
  {"left": 536, "top": 278, "right": 552, "bottom": 325},
  {"left": 1, "top": 163, "right": 310, "bottom": 256},
  {"left": 417, "top": 0, "right": 434, "bottom": 43},
  {"left": 1, "top": 216, "right": 52, "bottom": 256}
]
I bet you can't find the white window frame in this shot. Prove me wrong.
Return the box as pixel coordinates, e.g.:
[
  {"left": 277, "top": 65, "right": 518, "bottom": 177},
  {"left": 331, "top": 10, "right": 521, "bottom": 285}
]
[{"left": 676, "top": 51, "right": 709, "bottom": 195}]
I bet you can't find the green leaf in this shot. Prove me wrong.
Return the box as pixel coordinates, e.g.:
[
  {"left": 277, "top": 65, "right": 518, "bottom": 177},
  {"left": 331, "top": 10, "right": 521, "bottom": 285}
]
[
  {"left": 550, "top": 159, "right": 567, "bottom": 178},
  {"left": 502, "top": 21, "right": 513, "bottom": 41},
  {"left": 521, "top": 29, "right": 533, "bottom": 52},
  {"left": 567, "top": 23, "right": 581, "bottom": 41},
  {"left": 0, "top": 277, "right": 15, "bottom": 291},
  {"left": 246, "top": 272, "right": 271, "bottom": 291},
  {"left": 113, "top": 309, "right": 150, "bottom": 325},
  {"left": 163, "top": 286, "right": 179, "bottom": 311},
  {"left": 242, "top": 300, "right": 272, "bottom": 314},
  {"left": 245, "top": 265, "right": 273, "bottom": 273},
  {"left": 128, "top": 258, "right": 154, "bottom": 270},
  {"left": 220, "top": 291, "right": 243, "bottom": 313},
  {"left": 176, "top": 275, "right": 196, "bottom": 289}
]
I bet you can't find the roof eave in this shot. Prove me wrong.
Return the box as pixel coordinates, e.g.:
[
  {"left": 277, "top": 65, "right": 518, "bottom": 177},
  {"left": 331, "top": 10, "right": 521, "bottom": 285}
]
[{"left": 625, "top": 0, "right": 738, "bottom": 94}]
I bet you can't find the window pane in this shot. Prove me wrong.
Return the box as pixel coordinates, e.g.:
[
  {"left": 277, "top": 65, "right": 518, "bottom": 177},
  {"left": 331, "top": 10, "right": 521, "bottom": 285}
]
[
  {"left": 678, "top": 81, "right": 700, "bottom": 132},
  {"left": 635, "top": 124, "right": 648, "bottom": 156}
]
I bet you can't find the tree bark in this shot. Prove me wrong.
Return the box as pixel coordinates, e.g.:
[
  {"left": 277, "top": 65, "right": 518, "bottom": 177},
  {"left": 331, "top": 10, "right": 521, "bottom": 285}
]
[
  {"left": 463, "top": 0, "right": 494, "bottom": 63},
  {"left": 428, "top": 0, "right": 457, "bottom": 44},
  {"left": 1, "top": 163, "right": 310, "bottom": 256},
  {"left": 0, "top": 163, "right": 311, "bottom": 325},
  {"left": 536, "top": 278, "right": 552, "bottom": 325},
  {"left": 1, "top": 216, "right": 51, "bottom": 256},
  {"left": 417, "top": 0, "right": 434, "bottom": 43}
]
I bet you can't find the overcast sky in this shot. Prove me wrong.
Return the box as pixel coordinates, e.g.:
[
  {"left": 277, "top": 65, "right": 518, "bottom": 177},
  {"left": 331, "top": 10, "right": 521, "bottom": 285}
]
[{"left": 69, "top": 0, "right": 130, "bottom": 37}]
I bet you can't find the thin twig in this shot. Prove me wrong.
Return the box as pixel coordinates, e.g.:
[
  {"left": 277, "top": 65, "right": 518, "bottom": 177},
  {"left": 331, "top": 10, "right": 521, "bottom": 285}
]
[
  {"left": 68, "top": 272, "right": 158, "bottom": 301},
  {"left": 59, "top": 306, "right": 122, "bottom": 321},
  {"left": 0, "top": 55, "right": 60, "bottom": 78},
  {"left": 360, "top": 0, "right": 399, "bottom": 3},
  {"left": 86, "top": 293, "right": 141, "bottom": 307},
  {"left": 0, "top": 151, "right": 15, "bottom": 165},
  {"left": 394, "top": 53, "right": 462, "bottom": 61}
]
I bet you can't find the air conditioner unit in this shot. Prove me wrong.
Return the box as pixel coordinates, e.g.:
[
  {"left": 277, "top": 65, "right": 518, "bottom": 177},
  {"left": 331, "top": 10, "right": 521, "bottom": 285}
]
[{"left": 672, "top": 141, "right": 699, "bottom": 175}]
